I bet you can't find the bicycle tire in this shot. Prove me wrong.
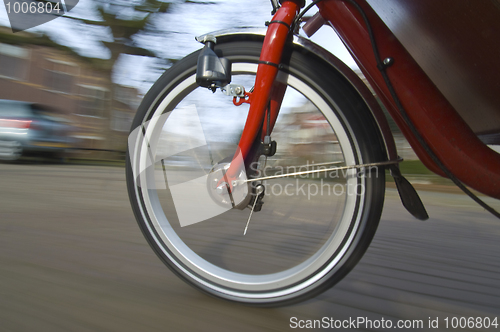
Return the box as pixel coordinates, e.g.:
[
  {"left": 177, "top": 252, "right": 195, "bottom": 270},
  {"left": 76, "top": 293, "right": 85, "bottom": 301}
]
[{"left": 126, "top": 40, "right": 386, "bottom": 306}]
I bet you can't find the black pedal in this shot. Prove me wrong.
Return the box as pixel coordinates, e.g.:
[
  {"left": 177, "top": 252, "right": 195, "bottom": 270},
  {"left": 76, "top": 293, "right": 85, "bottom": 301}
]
[{"left": 390, "top": 165, "right": 429, "bottom": 220}]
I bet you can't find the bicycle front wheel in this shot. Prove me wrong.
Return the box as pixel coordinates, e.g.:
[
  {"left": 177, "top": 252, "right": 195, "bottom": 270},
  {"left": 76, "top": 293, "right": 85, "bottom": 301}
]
[{"left": 126, "top": 40, "right": 386, "bottom": 306}]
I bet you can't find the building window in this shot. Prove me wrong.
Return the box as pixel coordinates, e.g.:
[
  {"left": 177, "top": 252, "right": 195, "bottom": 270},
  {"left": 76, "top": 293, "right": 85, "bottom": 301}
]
[
  {"left": 111, "top": 109, "right": 133, "bottom": 132},
  {"left": 44, "top": 59, "right": 79, "bottom": 94},
  {"left": 77, "top": 84, "right": 109, "bottom": 118},
  {"left": 114, "top": 85, "right": 141, "bottom": 109},
  {"left": 0, "top": 43, "right": 29, "bottom": 80}
]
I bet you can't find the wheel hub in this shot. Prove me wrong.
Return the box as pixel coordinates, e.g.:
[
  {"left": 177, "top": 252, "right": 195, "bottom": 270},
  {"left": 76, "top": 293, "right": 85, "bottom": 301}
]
[{"left": 207, "top": 162, "right": 251, "bottom": 210}]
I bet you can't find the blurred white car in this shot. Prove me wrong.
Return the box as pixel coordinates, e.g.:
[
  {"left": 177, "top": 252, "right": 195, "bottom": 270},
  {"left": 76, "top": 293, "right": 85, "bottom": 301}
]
[{"left": 0, "top": 100, "right": 77, "bottom": 161}]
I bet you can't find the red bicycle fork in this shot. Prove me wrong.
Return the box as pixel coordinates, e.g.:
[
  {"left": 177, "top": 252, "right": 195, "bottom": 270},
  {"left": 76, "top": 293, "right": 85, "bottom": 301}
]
[{"left": 224, "top": 0, "right": 301, "bottom": 186}]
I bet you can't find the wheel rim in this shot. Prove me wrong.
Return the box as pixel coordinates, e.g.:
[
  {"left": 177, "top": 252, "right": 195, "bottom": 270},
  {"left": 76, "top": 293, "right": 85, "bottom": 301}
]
[{"left": 130, "top": 62, "right": 365, "bottom": 298}]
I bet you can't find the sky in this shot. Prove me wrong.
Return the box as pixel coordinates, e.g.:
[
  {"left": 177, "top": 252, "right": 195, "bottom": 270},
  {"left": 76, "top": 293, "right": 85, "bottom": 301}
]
[{"left": 0, "top": 0, "right": 358, "bottom": 93}]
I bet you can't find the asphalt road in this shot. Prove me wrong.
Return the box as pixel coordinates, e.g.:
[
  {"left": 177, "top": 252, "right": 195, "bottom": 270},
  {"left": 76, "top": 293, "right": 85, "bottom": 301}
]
[{"left": 1, "top": 164, "right": 499, "bottom": 331}]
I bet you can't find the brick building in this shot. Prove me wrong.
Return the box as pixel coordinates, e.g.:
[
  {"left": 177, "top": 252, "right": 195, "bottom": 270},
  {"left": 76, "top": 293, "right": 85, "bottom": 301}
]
[{"left": 0, "top": 28, "right": 138, "bottom": 157}]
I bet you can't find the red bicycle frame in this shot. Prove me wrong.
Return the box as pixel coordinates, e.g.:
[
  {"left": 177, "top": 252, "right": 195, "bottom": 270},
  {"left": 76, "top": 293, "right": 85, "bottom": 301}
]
[{"left": 229, "top": 0, "right": 500, "bottom": 200}]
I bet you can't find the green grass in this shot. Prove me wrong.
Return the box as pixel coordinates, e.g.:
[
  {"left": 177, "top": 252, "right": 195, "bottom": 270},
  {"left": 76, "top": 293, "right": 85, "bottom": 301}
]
[
  {"left": 386, "top": 159, "right": 454, "bottom": 186},
  {"left": 398, "top": 160, "right": 435, "bottom": 175}
]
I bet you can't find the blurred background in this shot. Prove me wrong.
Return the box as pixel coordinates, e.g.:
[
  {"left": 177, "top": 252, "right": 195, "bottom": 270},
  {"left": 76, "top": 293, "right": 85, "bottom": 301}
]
[
  {"left": 1, "top": 1, "right": 499, "bottom": 331},
  {"left": 0, "top": 0, "right": 419, "bottom": 164},
  {"left": 0, "top": 0, "right": 306, "bottom": 162}
]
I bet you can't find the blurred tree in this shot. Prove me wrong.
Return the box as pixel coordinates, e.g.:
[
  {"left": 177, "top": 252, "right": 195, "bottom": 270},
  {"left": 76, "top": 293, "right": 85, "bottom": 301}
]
[
  {"left": 61, "top": 0, "right": 184, "bottom": 152},
  {"left": 65, "top": 0, "right": 179, "bottom": 74}
]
